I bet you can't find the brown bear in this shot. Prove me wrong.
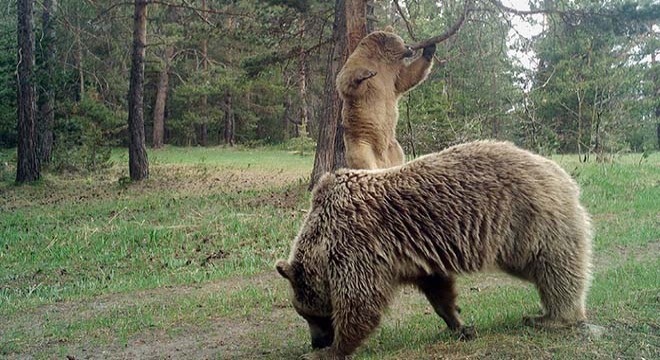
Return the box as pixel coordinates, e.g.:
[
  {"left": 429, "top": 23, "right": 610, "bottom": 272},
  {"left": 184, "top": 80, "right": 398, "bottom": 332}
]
[
  {"left": 336, "top": 28, "right": 435, "bottom": 170},
  {"left": 276, "top": 140, "right": 593, "bottom": 360}
]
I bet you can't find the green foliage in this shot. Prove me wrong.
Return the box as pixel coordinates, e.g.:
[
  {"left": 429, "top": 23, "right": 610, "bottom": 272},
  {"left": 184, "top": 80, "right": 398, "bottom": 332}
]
[
  {"left": 528, "top": 0, "right": 658, "bottom": 156},
  {"left": 280, "top": 135, "right": 317, "bottom": 155},
  {"left": 51, "top": 97, "right": 125, "bottom": 172},
  {"left": 390, "top": 0, "right": 521, "bottom": 154},
  {"left": 1, "top": 0, "right": 656, "bottom": 173},
  {"left": 0, "top": 6, "right": 17, "bottom": 147}
]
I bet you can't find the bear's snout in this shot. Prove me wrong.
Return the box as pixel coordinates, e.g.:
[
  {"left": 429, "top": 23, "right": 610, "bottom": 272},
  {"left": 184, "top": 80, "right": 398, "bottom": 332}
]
[
  {"left": 403, "top": 45, "right": 415, "bottom": 58},
  {"left": 307, "top": 316, "right": 334, "bottom": 349}
]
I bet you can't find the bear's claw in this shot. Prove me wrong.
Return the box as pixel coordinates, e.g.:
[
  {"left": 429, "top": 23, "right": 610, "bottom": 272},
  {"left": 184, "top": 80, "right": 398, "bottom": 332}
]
[{"left": 457, "top": 325, "right": 476, "bottom": 341}]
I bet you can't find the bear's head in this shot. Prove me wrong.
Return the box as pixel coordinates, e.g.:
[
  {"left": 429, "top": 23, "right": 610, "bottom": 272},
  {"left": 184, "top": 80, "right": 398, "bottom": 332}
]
[
  {"left": 276, "top": 174, "right": 338, "bottom": 348},
  {"left": 276, "top": 257, "right": 333, "bottom": 349},
  {"left": 357, "top": 28, "right": 415, "bottom": 64},
  {"left": 337, "top": 27, "right": 415, "bottom": 97}
]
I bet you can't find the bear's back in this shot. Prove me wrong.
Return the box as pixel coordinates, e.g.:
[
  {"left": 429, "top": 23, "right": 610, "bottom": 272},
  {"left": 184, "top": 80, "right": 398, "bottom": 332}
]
[{"left": 312, "top": 141, "right": 584, "bottom": 274}]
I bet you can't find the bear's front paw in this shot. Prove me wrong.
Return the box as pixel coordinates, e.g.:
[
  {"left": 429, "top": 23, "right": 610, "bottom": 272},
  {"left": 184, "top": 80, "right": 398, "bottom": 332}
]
[
  {"left": 457, "top": 325, "right": 476, "bottom": 341},
  {"left": 299, "top": 348, "right": 347, "bottom": 360},
  {"left": 422, "top": 43, "right": 436, "bottom": 60},
  {"left": 353, "top": 68, "right": 377, "bottom": 85}
]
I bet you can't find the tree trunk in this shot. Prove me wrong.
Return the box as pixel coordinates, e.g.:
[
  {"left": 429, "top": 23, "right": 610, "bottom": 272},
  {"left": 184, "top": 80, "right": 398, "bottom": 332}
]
[
  {"left": 16, "top": 0, "right": 40, "bottom": 183},
  {"left": 74, "top": 12, "right": 84, "bottom": 101},
  {"left": 652, "top": 45, "right": 659, "bottom": 150},
  {"left": 223, "top": 91, "right": 235, "bottom": 146},
  {"left": 152, "top": 46, "right": 173, "bottom": 149},
  {"left": 298, "top": 45, "right": 309, "bottom": 138},
  {"left": 37, "top": 0, "right": 55, "bottom": 164},
  {"left": 127, "top": 0, "right": 149, "bottom": 181},
  {"left": 309, "top": 0, "right": 368, "bottom": 189},
  {"left": 198, "top": 0, "right": 209, "bottom": 146}
]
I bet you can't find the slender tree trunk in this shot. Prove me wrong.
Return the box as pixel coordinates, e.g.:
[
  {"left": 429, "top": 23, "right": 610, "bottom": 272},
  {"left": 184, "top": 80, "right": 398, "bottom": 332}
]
[
  {"left": 127, "top": 0, "right": 149, "bottom": 181},
  {"left": 152, "top": 46, "right": 173, "bottom": 149},
  {"left": 223, "top": 91, "right": 234, "bottom": 146},
  {"left": 37, "top": 0, "right": 55, "bottom": 164},
  {"left": 283, "top": 94, "right": 294, "bottom": 139},
  {"left": 652, "top": 45, "right": 659, "bottom": 150},
  {"left": 16, "top": 0, "right": 40, "bottom": 183},
  {"left": 74, "top": 12, "right": 84, "bottom": 101},
  {"left": 298, "top": 47, "right": 309, "bottom": 138},
  {"left": 309, "top": 0, "right": 368, "bottom": 189},
  {"left": 198, "top": 0, "right": 209, "bottom": 146}
]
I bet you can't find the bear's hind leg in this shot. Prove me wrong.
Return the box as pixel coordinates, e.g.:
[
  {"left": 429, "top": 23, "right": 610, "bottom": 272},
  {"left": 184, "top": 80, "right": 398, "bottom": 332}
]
[
  {"left": 385, "top": 140, "right": 405, "bottom": 167},
  {"left": 417, "top": 275, "right": 474, "bottom": 339},
  {"left": 345, "top": 141, "right": 379, "bottom": 169},
  {"left": 528, "top": 256, "right": 589, "bottom": 328}
]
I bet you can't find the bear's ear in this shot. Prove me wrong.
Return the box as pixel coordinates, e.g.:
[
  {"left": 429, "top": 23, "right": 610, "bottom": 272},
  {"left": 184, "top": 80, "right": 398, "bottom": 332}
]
[
  {"left": 275, "top": 260, "right": 292, "bottom": 280},
  {"left": 312, "top": 172, "right": 336, "bottom": 206},
  {"left": 352, "top": 67, "right": 377, "bottom": 86},
  {"left": 383, "top": 25, "right": 395, "bottom": 33}
]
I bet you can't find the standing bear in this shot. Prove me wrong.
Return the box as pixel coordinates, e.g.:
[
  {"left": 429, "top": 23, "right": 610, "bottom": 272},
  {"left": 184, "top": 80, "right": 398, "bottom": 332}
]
[
  {"left": 276, "top": 141, "right": 593, "bottom": 360},
  {"left": 336, "top": 27, "right": 435, "bottom": 169}
]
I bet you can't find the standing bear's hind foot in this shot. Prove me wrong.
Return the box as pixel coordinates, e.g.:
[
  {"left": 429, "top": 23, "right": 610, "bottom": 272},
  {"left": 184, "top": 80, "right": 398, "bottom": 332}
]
[{"left": 523, "top": 314, "right": 585, "bottom": 329}]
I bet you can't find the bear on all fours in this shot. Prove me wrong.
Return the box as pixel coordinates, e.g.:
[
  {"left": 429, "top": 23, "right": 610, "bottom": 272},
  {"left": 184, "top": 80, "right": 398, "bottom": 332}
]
[{"left": 277, "top": 140, "right": 593, "bottom": 360}]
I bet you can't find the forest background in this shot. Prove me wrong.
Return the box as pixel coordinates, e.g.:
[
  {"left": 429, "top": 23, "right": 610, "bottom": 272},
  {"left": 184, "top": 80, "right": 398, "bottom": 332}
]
[{"left": 1, "top": 0, "right": 658, "bottom": 184}]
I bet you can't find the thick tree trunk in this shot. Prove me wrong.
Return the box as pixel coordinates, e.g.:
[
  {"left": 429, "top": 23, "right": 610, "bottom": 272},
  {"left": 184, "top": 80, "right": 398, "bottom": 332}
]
[
  {"left": 16, "top": 0, "right": 40, "bottom": 183},
  {"left": 127, "top": 0, "right": 149, "bottom": 181},
  {"left": 309, "top": 0, "right": 368, "bottom": 189},
  {"left": 37, "top": 0, "right": 55, "bottom": 164},
  {"left": 152, "top": 46, "right": 173, "bottom": 149},
  {"left": 345, "top": 0, "right": 368, "bottom": 53},
  {"left": 223, "top": 91, "right": 235, "bottom": 146}
]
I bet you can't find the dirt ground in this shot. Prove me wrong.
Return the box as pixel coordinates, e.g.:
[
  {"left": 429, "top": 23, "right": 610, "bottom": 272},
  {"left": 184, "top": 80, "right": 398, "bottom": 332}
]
[{"left": 3, "top": 269, "right": 529, "bottom": 360}]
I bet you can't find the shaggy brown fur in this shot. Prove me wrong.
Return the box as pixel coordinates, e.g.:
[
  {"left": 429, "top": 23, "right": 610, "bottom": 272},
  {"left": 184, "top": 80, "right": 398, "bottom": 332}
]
[
  {"left": 276, "top": 141, "right": 593, "bottom": 360},
  {"left": 336, "top": 28, "right": 435, "bottom": 170}
]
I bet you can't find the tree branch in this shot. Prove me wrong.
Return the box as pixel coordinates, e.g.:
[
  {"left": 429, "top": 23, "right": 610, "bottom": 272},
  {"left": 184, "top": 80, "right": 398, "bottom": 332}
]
[
  {"left": 393, "top": 0, "right": 417, "bottom": 42},
  {"left": 408, "top": 0, "right": 472, "bottom": 50},
  {"left": 92, "top": 0, "right": 252, "bottom": 24}
]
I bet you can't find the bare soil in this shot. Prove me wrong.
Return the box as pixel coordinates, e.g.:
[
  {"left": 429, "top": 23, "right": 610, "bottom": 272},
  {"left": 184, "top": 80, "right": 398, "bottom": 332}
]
[
  {"left": 0, "top": 164, "right": 306, "bottom": 212},
  {"left": 2, "top": 270, "right": 531, "bottom": 360}
]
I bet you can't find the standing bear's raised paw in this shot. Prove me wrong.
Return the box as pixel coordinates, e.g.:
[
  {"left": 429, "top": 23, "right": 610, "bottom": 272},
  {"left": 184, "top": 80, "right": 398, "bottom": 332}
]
[{"left": 422, "top": 43, "right": 436, "bottom": 61}]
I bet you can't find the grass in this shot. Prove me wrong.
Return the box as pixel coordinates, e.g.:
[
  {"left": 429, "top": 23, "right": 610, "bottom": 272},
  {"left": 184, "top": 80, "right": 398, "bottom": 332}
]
[{"left": 0, "top": 146, "right": 658, "bottom": 359}]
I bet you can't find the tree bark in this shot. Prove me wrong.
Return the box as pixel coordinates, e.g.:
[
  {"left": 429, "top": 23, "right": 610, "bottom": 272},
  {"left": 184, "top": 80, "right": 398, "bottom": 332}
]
[
  {"left": 152, "top": 47, "right": 172, "bottom": 149},
  {"left": 223, "top": 91, "right": 235, "bottom": 146},
  {"left": 127, "top": 0, "right": 149, "bottom": 181},
  {"left": 16, "top": 0, "right": 40, "bottom": 183},
  {"left": 37, "top": 0, "right": 55, "bottom": 164},
  {"left": 198, "top": 0, "right": 209, "bottom": 146},
  {"left": 298, "top": 39, "right": 309, "bottom": 138},
  {"left": 652, "top": 44, "right": 659, "bottom": 150},
  {"left": 74, "top": 12, "right": 84, "bottom": 101},
  {"left": 309, "top": 0, "right": 368, "bottom": 189}
]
